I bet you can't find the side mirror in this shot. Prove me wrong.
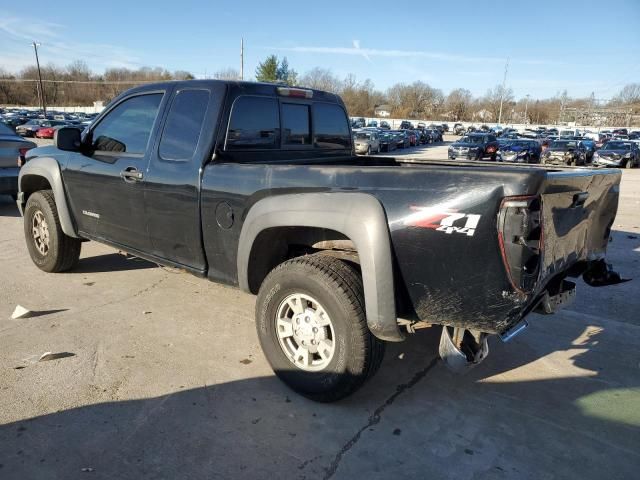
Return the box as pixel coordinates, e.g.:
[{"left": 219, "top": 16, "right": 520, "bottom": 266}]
[{"left": 54, "top": 127, "right": 82, "bottom": 152}]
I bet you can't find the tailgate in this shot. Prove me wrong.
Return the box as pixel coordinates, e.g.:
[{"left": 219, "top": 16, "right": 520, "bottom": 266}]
[{"left": 539, "top": 169, "right": 620, "bottom": 280}]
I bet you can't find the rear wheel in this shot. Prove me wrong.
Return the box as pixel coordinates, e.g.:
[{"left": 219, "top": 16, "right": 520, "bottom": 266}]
[
  {"left": 367, "top": 146, "right": 371, "bottom": 155},
  {"left": 626, "top": 159, "right": 633, "bottom": 169},
  {"left": 24, "top": 190, "right": 81, "bottom": 273},
  {"left": 255, "top": 255, "right": 385, "bottom": 402}
]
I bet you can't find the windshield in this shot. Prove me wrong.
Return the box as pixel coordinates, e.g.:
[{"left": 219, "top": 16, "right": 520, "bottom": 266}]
[
  {"left": 602, "top": 142, "right": 631, "bottom": 151},
  {"left": 550, "top": 140, "right": 577, "bottom": 149},
  {"left": 460, "top": 136, "right": 485, "bottom": 144},
  {"left": 355, "top": 133, "right": 371, "bottom": 140}
]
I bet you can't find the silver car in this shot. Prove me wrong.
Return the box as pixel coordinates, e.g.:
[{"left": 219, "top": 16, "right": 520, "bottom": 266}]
[
  {"left": 0, "top": 122, "right": 36, "bottom": 200},
  {"left": 353, "top": 131, "right": 380, "bottom": 155}
]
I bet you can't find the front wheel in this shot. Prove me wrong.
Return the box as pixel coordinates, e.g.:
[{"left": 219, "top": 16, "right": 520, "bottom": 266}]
[
  {"left": 626, "top": 159, "right": 633, "bottom": 169},
  {"left": 255, "top": 255, "right": 385, "bottom": 402},
  {"left": 24, "top": 190, "right": 81, "bottom": 273}
]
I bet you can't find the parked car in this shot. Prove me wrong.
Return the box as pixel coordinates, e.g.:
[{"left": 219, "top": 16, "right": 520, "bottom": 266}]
[
  {"left": 379, "top": 121, "right": 390, "bottom": 130},
  {"left": 1, "top": 116, "right": 28, "bottom": 130},
  {"left": 576, "top": 137, "right": 596, "bottom": 162},
  {"left": 391, "top": 130, "right": 410, "bottom": 148},
  {"left": 498, "top": 139, "right": 542, "bottom": 163},
  {"left": 403, "top": 129, "right": 417, "bottom": 146},
  {"left": 0, "top": 122, "right": 36, "bottom": 199},
  {"left": 366, "top": 120, "right": 378, "bottom": 128},
  {"left": 399, "top": 120, "right": 413, "bottom": 130},
  {"left": 351, "top": 117, "right": 365, "bottom": 128},
  {"left": 448, "top": 133, "right": 499, "bottom": 161},
  {"left": 16, "top": 79, "right": 624, "bottom": 402},
  {"left": 612, "top": 128, "right": 628, "bottom": 136},
  {"left": 541, "top": 140, "right": 587, "bottom": 166},
  {"left": 426, "top": 128, "right": 442, "bottom": 142},
  {"left": 353, "top": 131, "right": 380, "bottom": 155},
  {"left": 453, "top": 123, "right": 465, "bottom": 135},
  {"left": 592, "top": 141, "right": 639, "bottom": 168},
  {"left": 595, "top": 134, "right": 609, "bottom": 149},
  {"left": 378, "top": 131, "right": 396, "bottom": 152},
  {"left": 16, "top": 120, "right": 66, "bottom": 137},
  {"left": 35, "top": 123, "right": 83, "bottom": 139}
]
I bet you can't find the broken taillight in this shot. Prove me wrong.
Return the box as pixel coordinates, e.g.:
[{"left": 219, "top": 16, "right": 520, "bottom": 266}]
[{"left": 497, "top": 195, "right": 543, "bottom": 294}]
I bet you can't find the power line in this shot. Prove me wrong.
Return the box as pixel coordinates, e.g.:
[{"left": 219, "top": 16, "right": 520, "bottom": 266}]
[{"left": 0, "top": 78, "right": 166, "bottom": 85}]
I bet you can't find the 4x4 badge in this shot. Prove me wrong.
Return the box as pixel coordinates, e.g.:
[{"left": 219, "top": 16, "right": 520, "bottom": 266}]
[{"left": 403, "top": 207, "right": 481, "bottom": 236}]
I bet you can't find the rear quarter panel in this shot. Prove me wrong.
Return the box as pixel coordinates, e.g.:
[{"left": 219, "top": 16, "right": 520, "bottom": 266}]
[{"left": 201, "top": 161, "right": 548, "bottom": 333}]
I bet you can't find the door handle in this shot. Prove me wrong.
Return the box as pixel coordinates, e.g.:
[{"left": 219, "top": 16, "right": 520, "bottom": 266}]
[{"left": 120, "top": 167, "right": 143, "bottom": 182}]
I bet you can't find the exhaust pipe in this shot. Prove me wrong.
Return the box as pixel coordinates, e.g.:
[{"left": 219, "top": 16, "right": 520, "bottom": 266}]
[{"left": 439, "top": 326, "right": 489, "bottom": 373}]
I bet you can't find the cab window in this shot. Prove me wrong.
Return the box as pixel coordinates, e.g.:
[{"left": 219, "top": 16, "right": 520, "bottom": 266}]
[
  {"left": 226, "top": 96, "right": 280, "bottom": 149},
  {"left": 159, "top": 90, "right": 210, "bottom": 161},
  {"left": 91, "top": 93, "right": 162, "bottom": 154},
  {"left": 313, "top": 103, "right": 351, "bottom": 149},
  {"left": 282, "top": 103, "right": 311, "bottom": 146}
]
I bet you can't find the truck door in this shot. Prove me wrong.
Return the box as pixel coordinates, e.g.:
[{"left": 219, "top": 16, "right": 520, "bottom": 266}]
[
  {"left": 143, "top": 86, "right": 223, "bottom": 271},
  {"left": 62, "top": 91, "right": 166, "bottom": 251}
]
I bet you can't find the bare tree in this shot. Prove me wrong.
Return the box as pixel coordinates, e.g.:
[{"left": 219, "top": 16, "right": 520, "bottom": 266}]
[
  {"left": 298, "top": 67, "right": 342, "bottom": 93},
  {"left": 482, "top": 85, "right": 514, "bottom": 122},
  {"left": 612, "top": 83, "right": 640, "bottom": 106},
  {"left": 386, "top": 81, "right": 442, "bottom": 118},
  {"left": 446, "top": 88, "right": 473, "bottom": 121},
  {"left": 213, "top": 68, "right": 240, "bottom": 80}
]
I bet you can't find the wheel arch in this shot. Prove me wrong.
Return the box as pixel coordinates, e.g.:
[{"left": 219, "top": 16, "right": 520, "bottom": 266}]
[
  {"left": 18, "top": 156, "right": 79, "bottom": 238},
  {"left": 237, "top": 192, "right": 403, "bottom": 342}
]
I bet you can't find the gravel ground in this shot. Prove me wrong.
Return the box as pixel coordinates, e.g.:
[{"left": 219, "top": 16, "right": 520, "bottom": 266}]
[{"left": 0, "top": 145, "right": 638, "bottom": 480}]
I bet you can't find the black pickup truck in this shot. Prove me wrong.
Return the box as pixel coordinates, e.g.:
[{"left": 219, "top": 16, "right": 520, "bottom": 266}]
[{"left": 17, "top": 80, "right": 624, "bottom": 401}]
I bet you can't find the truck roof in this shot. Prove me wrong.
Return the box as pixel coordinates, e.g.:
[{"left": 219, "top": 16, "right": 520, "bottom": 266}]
[{"left": 115, "top": 79, "right": 344, "bottom": 105}]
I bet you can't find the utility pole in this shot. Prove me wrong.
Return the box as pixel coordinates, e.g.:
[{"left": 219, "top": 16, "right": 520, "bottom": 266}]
[
  {"left": 240, "top": 38, "right": 244, "bottom": 81},
  {"left": 31, "top": 41, "right": 46, "bottom": 116},
  {"left": 497, "top": 57, "right": 509, "bottom": 125},
  {"left": 524, "top": 94, "right": 530, "bottom": 125}
]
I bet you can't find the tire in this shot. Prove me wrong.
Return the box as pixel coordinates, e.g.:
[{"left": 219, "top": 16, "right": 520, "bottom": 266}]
[
  {"left": 626, "top": 160, "right": 633, "bottom": 169},
  {"left": 367, "top": 146, "right": 371, "bottom": 156},
  {"left": 24, "top": 190, "right": 81, "bottom": 273},
  {"left": 255, "top": 255, "right": 385, "bottom": 402}
]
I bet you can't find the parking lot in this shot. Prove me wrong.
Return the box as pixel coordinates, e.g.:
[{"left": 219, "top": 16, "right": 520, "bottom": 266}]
[{"left": 0, "top": 136, "right": 638, "bottom": 479}]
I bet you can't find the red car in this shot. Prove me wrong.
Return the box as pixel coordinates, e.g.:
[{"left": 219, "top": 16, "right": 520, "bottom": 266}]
[
  {"left": 35, "top": 126, "right": 57, "bottom": 139},
  {"left": 35, "top": 124, "right": 83, "bottom": 139}
]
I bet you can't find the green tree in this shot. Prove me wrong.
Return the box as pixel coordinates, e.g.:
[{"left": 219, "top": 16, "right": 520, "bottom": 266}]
[
  {"left": 255, "top": 55, "right": 279, "bottom": 82},
  {"left": 276, "top": 57, "right": 297, "bottom": 86}
]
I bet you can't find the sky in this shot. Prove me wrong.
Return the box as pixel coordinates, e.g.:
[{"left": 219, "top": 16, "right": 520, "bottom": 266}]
[{"left": 1, "top": 0, "right": 639, "bottom": 100}]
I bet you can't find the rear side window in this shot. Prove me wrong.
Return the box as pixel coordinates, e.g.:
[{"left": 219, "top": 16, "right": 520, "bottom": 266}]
[
  {"left": 282, "top": 103, "right": 311, "bottom": 145},
  {"left": 226, "top": 96, "right": 279, "bottom": 149},
  {"left": 313, "top": 103, "right": 351, "bottom": 149},
  {"left": 91, "top": 93, "right": 162, "bottom": 154},
  {"left": 159, "top": 90, "right": 210, "bottom": 161}
]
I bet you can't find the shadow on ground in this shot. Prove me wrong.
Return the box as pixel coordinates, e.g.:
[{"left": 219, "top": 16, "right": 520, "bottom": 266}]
[
  {"left": 1, "top": 315, "right": 638, "bottom": 480},
  {"left": 71, "top": 253, "right": 157, "bottom": 274}
]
